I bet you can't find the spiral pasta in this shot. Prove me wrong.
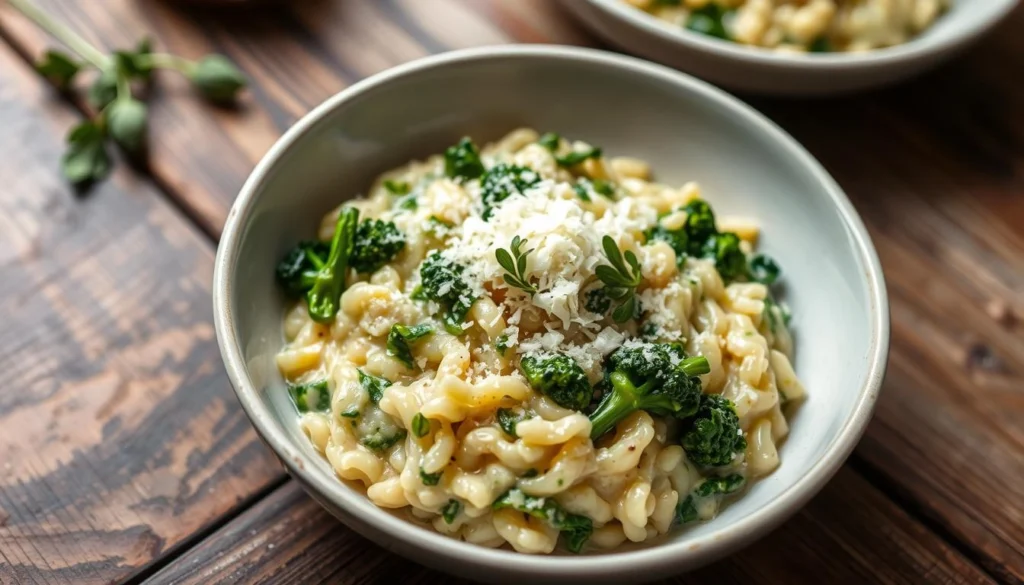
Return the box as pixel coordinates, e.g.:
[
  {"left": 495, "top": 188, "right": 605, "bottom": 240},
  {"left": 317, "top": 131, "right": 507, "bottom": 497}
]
[{"left": 275, "top": 129, "right": 805, "bottom": 554}]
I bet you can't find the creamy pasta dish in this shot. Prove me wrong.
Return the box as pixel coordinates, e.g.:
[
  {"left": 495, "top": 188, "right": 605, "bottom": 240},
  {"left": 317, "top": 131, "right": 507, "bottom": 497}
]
[
  {"left": 624, "top": 0, "right": 950, "bottom": 52},
  {"left": 274, "top": 129, "right": 805, "bottom": 554}
]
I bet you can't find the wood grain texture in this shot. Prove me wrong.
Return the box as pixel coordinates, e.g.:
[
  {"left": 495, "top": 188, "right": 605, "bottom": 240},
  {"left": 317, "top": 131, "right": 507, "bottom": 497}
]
[
  {"left": 0, "top": 0, "right": 1022, "bottom": 583},
  {"left": 0, "top": 42, "right": 283, "bottom": 585},
  {"left": 144, "top": 470, "right": 996, "bottom": 585}
]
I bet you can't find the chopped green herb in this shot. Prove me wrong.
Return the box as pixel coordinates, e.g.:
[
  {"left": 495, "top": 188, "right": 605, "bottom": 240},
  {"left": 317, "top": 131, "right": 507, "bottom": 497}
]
[
  {"left": 493, "top": 489, "right": 592, "bottom": 553},
  {"left": 383, "top": 179, "right": 410, "bottom": 195},
  {"left": 495, "top": 334, "right": 512, "bottom": 356},
  {"left": 358, "top": 370, "right": 392, "bottom": 405},
  {"left": 411, "top": 413, "right": 431, "bottom": 438},
  {"left": 442, "top": 499, "right": 461, "bottom": 524},
  {"left": 287, "top": 379, "right": 331, "bottom": 413},
  {"left": 538, "top": 132, "right": 561, "bottom": 151},
  {"left": 420, "top": 467, "right": 443, "bottom": 486},
  {"left": 555, "top": 146, "right": 602, "bottom": 168},
  {"left": 386, "top": 323, "right": 434, "bottom": 369},
  {"left": 496, "top": 406, "right": 528, "bottom": 438}
]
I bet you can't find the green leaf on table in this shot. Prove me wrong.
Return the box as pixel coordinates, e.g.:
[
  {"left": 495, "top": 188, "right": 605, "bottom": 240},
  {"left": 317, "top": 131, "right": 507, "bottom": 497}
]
[
  {"left": 190, "top": 54, "right": 247, "bottom": 104},
  {"left": 35, "top": 50, "right": 81, "bottom": 90},
  {"left": 88, "top": 67, "right": 119, "bottom": 109},
  {"left": 61, "top": 120, "right": 111, "bottom": 186}
]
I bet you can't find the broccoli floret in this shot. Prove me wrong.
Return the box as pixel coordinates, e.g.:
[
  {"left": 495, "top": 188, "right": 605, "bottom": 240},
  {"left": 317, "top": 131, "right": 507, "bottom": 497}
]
[
  {"left": 677, "top": 473, "right": 745, "bottom": 524},
  {"left": 748, "top": 253, "right": 780, "bottom": 285},
  {"left": 493, "top": 488, "right": 593, "bottom": 553},
  {"left": 305, "top": 207, "right": 359, "bottom": 322},
  {"left": 441, "top": 499, "right": 461, "bottom": 524},
  {"left": 584, "top": 287, "right": 611, "bottom": 315},
  {"left": 275, "top": 240, "right": 329, "bottom": 298},
  {"left": 519, "top": 353, "right": 592, "bottom": 411},
  {"left": 700, "top": 232, "right": 747, "bottom": 282},
  {"left": 358, "top": 370, "right": 391, "bottom": 404},
  {"left": 480, "top": 164, "right": 541, "bottom": 220},
  {"left": 444, "top": 137, "right": 485, "bottom": 181},
  {"left": 681, "top": 199, "right": 718, "bottom": 255},
  {"left": 418, "top": 252, "right": 478, "bottom": 335},
  {"left": 686, "top": 3, "right": 730, "bottom": 40},
  {"left": 287, "top": 379, "right": 331, "bottom": 413},
  {"left": 680, "top": 394, "right": 746, "bottom": 467},
  {"left": 386, "top": 323, "right": 434, "bottom": 369},
  {"left": 589, "top": 343, "right": 710, "bottom": 439},
  {"left": 350, "top": 219, "right": 406, "bottom": 274}
]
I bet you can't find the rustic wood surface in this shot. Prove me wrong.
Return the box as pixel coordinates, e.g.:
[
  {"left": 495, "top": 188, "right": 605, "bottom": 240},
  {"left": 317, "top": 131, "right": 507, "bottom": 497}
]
[{"left": 0, "top": 0, "right": 1021, "bottom": 584}]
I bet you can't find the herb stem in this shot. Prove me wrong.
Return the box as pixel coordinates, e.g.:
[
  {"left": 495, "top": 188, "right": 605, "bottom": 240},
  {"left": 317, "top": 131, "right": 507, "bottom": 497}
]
[
  {"left": 138, "top": 52, "right": 196, "bottom": 75},
  {"left": 9, "top": 0, "right": 108, "bottom": 68}
]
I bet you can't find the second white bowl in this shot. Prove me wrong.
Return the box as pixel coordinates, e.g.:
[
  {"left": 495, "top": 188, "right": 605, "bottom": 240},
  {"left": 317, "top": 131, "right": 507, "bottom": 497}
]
[{"left": 562, "top": 0, "right": 1018, "bottom": 95}]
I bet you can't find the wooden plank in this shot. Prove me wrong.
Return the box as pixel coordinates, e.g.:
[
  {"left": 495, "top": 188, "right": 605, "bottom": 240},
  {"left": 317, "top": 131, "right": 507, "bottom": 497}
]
[
  {"left": 144, "top": 469, "right": 995, "bottom": 585},
  {"left": 0, "top": 41, "right": 283, "bottom": 585},
  {"left": 1, "top": 0, "right": 1023, "bottom": 580}
]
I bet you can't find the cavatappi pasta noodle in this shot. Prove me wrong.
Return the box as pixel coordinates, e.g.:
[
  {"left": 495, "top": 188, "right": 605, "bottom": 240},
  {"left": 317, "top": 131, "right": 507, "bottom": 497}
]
[
  {"left": 624, "top": 0, "right": 950, "bottom": 53},
  {"left": 275, "top": 128, "right": 805, "bottom": 554}
]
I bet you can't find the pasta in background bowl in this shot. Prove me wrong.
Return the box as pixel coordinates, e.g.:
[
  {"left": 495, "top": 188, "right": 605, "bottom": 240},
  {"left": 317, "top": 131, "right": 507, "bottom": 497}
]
[
  {"left": 214, "top": 45, "right": 888, "bottom": 583},
  {"left": 562, "top": 0, "right": 1017, "bottom": 95}
]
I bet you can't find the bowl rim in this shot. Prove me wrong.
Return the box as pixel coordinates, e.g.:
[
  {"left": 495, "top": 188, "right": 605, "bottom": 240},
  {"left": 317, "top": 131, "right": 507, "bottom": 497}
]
[
  {"left": 584, "top": 0, "right": 1018, "bottom": 69},
  {"left": 213, "top": 44, "right": 890, "bottom": 579}
]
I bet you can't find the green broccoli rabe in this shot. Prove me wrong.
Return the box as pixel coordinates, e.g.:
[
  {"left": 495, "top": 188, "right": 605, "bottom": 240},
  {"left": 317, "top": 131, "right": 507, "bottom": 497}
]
[
  {"left": 680, "top": 394, "right": 746, "bottom": 467},
  {"left": 480, "top": 164, "right": 541, "bottom": 220},
  {"left": 700, "top": 232, "right": 747, "bottom": 283},
  {"left": 492, "top": 488, "right": 593, "bottom": 553},
  {"left": 358, "top": 370, "right": 391, "bottom": 404},
  {"left": 496, "top": 406, "right": 530, "bottom": 438},
  {"left": 386, "top": 323, "right": 434, "bottom": 369},
  {"left": 275, "top": 240, "right": 329, "bottom": 298},
  {"left": 305, "top": 207, "right": 360, "bottom": 322},
  {"left": 519, "top": 353, "right": 592, "bottom": 411},
  {"left": 589, "top": 343, "right": 710, "bottom": 439},
  {"left": 444, "top": 137, "right": 485, "bottom": 181},
  {"left": 287, "top": 379, "right": 331, "bottom": 413},
  {"left": 350, "top": 219, "right": 406, "bottom": 274},
  {"left": 418, "top": 252, "right": 479, "bottom": 335},
  {"left": 686, "top": 3, "right": 731, "bottom": 40},
  {"left": 677, "top": 473, "right": 745, "bottom": 524}
]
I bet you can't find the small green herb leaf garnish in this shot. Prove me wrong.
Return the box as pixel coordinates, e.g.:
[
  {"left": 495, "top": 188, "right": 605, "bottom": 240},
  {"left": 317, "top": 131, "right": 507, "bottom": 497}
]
[
  {"left": 495, "top": 334, "right": 512, "bottom": 356},
  {"left": 35, "top": 49, "right": 80, "bottom": 89},
  {"left": 555, "top": 146, "right": 602, "bottom": 168},
  {"left": 386, "top": 323, "right": 434, "bottom": 368},
  {"left": 358, "top": 370, "right": 392, "bottom": 405},
  {"left": 442, "top": 499, "right": 461, "bottom": 524},
  {"left": 496, "top": 236, "right": 537, "bottom": 296},
  {"left": 411, "top": 413, "right": 431, "bottom": 438},
  {"left": 595, "top": 235, "right": 643, "bottom": 323},
  {"left": 288, "top": 379, "right": 331, "bottom": 413},
  {"left": 573, "top": 177, "right": 616, "bottom": 202}
]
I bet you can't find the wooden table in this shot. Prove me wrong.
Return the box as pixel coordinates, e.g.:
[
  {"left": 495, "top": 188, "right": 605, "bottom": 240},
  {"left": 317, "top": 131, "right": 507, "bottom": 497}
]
[{"left": 0, "top": 1, "right": 1021, "bottom": 584}]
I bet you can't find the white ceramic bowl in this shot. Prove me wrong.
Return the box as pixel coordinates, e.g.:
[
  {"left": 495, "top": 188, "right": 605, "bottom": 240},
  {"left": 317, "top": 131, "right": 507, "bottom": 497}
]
[
  {"left": 561, "top": 0, "right": 1018, "bottom": 95},
  {"left": 213, "top": 45, "right": 889, "bottom": 584}
]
